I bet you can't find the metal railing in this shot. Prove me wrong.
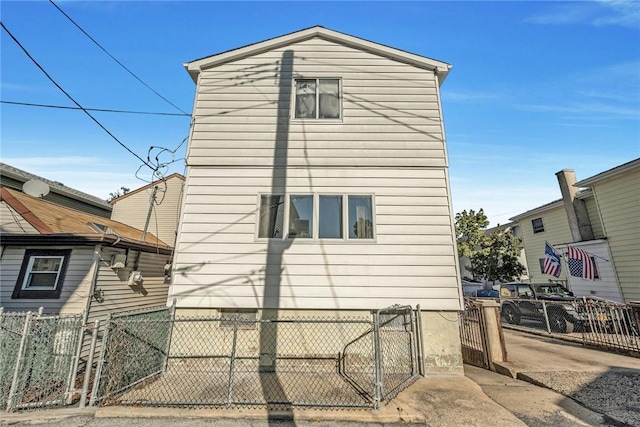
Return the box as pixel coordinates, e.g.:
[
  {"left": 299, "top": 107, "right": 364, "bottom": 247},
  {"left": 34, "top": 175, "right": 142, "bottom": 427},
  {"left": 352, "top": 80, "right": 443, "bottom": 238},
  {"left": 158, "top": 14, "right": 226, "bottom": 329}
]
[
  {"left": 90, "top": 304, "right": 422, "bottom": 410},
  {"left": 498, "top": 297, "right": 640, "bottom": 355},
  {"left": 0, "top": 309, "right": 83, "bottom": 411}
]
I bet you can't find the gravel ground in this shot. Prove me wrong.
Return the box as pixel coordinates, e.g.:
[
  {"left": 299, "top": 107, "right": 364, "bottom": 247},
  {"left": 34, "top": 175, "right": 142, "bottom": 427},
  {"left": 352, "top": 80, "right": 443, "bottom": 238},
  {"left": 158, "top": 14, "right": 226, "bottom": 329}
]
[{"left": 518, "top": 369, "right": 640, "bottom": 426}]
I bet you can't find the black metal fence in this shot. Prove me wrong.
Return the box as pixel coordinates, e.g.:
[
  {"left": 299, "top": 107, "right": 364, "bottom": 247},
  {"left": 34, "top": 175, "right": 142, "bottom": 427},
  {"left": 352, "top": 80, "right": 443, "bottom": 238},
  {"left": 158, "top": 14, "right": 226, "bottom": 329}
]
[
  {"left": 90, "top": 304, "right": 422, "bottom": 410},
  {"left": 499, "top": 297, "right": 640, "bottom": 355},
  {"left": 459, "top": 298, "right": 490, "bottom": 369}
]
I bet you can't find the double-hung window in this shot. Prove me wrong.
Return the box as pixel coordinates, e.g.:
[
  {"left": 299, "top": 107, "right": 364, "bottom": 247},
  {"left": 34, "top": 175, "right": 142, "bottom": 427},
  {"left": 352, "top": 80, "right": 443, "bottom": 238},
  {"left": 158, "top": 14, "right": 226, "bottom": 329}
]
[
  {"left": 12, "top": 249, "right": 71, "bottom": 299},
  {"left": 258, "top": 194, "right": 374, "bottom": 240},
  {"left": 294, "top": 78, "right": 341, "bottom": 119}
]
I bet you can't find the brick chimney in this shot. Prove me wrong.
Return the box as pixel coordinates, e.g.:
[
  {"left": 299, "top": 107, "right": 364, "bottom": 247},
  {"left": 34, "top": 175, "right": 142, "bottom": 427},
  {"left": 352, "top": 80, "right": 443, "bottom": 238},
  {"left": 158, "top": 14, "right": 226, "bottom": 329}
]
[{"left": 556, "top": 169, "right": 594, "bottom": 242}]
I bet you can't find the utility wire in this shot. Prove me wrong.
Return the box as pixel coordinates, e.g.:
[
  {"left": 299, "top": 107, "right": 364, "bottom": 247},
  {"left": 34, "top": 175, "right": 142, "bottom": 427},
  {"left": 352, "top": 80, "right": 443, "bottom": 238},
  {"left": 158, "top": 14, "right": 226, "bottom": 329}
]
[
  {"left": 1, "top": 21, "right": 154, "bottom": 170},
  {"left": 48, "top": 0, "right": 189, "bottom": 115},
  {"left": 1, "top": 100, "right": 190, "bottom": 116}
]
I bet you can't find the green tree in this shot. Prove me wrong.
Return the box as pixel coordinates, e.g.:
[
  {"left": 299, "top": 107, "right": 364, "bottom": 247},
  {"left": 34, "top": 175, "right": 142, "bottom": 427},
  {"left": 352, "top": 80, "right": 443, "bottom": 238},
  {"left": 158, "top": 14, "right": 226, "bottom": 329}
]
[
  {"left": 455, "top": 209, "right": 489, "bottom": 259},
  {"left": 107, "top": 186, "right": 130, "bottom": 202},
  {"left": 471, "top": 227, "right": 526, "bottom": 284}
]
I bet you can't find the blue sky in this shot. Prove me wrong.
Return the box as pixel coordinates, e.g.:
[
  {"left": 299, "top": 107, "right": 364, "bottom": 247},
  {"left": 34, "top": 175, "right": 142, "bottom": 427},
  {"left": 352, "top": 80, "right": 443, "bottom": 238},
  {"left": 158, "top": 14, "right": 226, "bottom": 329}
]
[{"left": 1, "top": 1, "right": 638, "bottom": 226}]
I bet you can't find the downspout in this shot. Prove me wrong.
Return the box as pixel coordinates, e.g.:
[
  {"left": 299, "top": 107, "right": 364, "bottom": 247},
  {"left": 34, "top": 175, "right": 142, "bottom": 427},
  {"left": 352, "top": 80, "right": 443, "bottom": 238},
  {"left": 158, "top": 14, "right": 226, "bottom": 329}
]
[{"left": 83, "top": 245, "right": 102, "bottom": 327}]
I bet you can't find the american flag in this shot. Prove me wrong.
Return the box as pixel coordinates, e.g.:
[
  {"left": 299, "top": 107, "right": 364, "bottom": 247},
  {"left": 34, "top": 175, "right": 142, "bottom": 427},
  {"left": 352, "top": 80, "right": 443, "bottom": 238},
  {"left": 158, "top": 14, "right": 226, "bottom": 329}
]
[
  {"left": 567, "top": 245, "right": 595, "bottom": 280},
  {"left": 542, "top": 241, "right": 562, "bottom": 278}
]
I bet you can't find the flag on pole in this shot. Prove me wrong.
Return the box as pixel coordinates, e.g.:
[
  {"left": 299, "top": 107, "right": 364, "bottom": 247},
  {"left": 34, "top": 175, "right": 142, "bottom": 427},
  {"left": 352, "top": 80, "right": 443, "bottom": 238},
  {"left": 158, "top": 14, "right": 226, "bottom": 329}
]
[
  {"left": 543, "top": 241, "right": 562, "bottom": 278},
  {"left": 567, "top": 245, "right": 595, "bottom": 280}
]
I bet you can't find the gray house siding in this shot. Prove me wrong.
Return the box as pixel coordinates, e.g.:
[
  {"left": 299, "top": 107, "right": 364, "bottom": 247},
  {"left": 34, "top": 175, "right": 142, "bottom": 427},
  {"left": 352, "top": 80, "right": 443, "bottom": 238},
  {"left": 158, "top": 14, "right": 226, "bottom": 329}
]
[{"left": 0, "top": 246, "right": 93, "bottom": 314}]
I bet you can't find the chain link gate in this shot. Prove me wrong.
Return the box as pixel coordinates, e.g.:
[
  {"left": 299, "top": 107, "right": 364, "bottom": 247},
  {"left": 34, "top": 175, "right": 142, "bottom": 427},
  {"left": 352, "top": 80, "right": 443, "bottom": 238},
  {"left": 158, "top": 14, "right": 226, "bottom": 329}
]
[
  {"left": 1, "top": 310, "right": 83, "bottom": 411},
  {"left": 91, "top": 304, "right": 423, "bottom": 410}
]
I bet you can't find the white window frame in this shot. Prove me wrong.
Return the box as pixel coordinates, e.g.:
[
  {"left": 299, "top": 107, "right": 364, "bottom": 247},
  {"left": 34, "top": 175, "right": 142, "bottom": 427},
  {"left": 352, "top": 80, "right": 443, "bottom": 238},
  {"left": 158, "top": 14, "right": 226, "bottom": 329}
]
[
  {"left": 292, "top": 78, "right": 342, "bottom": 121},
  {"left": 256, "top": 193, "right": 375, "bottom": 242},
  {"left": 22, "top": 255, "right": 65, "bottom": 290}
]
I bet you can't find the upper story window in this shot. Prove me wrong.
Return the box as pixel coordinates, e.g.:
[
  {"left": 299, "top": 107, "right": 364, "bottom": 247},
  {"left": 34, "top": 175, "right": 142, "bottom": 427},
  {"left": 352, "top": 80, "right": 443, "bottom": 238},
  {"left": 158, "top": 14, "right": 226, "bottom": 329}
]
[
  {"left": 531, "top": 217, "right": 545, "bottom": 234},
  {"left": 294, "top": 78, "right": 341, "bottom": 119},
  {"left": 12, "top": 249, "right": 72, "bottom": 299},
  {"left": 258, "top": 194, "right": 374, "bottom": 241}
]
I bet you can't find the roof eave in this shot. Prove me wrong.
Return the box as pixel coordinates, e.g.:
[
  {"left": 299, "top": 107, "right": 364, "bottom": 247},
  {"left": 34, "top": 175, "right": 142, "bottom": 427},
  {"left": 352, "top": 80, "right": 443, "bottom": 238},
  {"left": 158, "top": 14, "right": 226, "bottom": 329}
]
[
  {"left": 0, "top": 233, "right": 173, "bottom": 254},
  {"left": 184, "top": 26, "right": 451, "bottom": 84},
  {"left": 574, "top": 157, "right": 640, "bottom": 188}
]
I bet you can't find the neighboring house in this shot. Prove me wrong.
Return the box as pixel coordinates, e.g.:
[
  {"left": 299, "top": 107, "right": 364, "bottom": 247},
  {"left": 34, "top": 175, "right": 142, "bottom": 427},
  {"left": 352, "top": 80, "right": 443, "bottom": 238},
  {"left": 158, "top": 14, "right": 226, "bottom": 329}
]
[
  {"left": 109, "top": 173, "right": 185, "bottom": 247},
  {"left": 170, "top": 26, "right": 463, "bottom": 374},
  {"left": 509, "top": 158, "right": 639, "bottom": 302},
  {"left": 0, "top": 186, "right": 173, "bottom": 326},
  {"left": 0, "top": 162, "right": 112, "bottom": 218}
]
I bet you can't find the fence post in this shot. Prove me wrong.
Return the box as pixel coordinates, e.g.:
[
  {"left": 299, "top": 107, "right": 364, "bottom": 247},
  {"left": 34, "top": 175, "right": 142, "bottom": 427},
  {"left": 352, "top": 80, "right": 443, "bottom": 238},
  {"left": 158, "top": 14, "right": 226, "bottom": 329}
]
[
  {"left": 163, "top": 301, "right": 177, "bottom": 374},
  {"left": 66, "top": 315, "right": 86, "bottom": 405},
  {"left": 80, "top": 320, "right": 100, "bottom": 408},
  {"left": 541, "top": 301, "right": 551, "bottom": 333},
  {"left": 372, "top": 310, "right": 383, "bottom": 410},
  {"left": 226, "top": 313, "right": 239, "bottom": 408},
  {"left": 89, "top": 313, "right": 112, "bottom": 407},
  {"left": 477, "top": 301, "right": 506, "bottom": 370},
  {"left": 6, "top": 312, "right": 33, "bottom": 412},
  {"left": 415, "top": 305, "right": 426, "bottom": 377}
]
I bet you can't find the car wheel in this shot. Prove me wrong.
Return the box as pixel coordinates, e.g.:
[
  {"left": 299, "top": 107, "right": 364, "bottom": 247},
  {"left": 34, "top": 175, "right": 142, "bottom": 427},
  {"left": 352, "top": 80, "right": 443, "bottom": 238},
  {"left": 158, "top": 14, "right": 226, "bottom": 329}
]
[
  {"left": 550, "top": 315, "right": 574, "bottom": 333},
  {"left": 502, "top": 305, "right": 520, "bottom": 325}
]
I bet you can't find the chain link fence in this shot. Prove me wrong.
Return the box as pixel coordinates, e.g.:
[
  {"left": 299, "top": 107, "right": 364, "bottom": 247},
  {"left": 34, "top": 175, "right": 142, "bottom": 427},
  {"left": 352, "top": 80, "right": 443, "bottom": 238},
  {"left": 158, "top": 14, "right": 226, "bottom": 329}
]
[
  {"left": 0, "top": 309, "right": 83, "bottom": 411},
  {"left": 91, "top": 304, "right": 422, "bottom": 410},
  {"left": 499, "top": 297, "right": 640, "bottom": 355}
]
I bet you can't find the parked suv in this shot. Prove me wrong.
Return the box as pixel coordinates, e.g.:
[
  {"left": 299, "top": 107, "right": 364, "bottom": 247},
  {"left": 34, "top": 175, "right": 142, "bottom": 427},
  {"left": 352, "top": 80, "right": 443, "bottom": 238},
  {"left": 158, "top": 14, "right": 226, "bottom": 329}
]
[{"left": 499, "top": 282, "right": 586, "bottom": 333}]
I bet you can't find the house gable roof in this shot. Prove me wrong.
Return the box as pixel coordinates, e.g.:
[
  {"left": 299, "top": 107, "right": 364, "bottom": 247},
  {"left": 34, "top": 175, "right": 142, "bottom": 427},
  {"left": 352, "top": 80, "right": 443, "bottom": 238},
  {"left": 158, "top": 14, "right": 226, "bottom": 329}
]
[
  {"left": 0, "top": 162, "right": 112, "bottom": 212},
  {"left": 1, "top": 186, "right": 171, "bottom": 250},
  {"left": 185, "top": 26, "right": 452, "bottom": 84},
  {"left": 109, "top": 173, "right": 185, "bottom": 205},
  {"left": 574, "top": 157, "right": 640, "bottom": 188}
]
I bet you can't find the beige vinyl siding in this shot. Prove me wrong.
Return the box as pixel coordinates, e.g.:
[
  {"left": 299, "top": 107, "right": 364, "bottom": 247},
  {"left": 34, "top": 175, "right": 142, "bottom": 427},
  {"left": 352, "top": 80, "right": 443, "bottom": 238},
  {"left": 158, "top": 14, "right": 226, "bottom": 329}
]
[
  {"left": 583, "top": 196, "right": 604, "bottom": 239},
  {"left": 591, "top": 171, "right": 640, "bottom": 302},
  {"left": 188, "top": 38, "right": 445, "bottom": 169},
  {"left": 86, "top": 249, "right": 170, "bottom": 323},
  {"left": 171, "top": 166, "right": 460, "bottom": 311},
  {"left": 0, "top": 246, "right": 93, "bottom": 314},
  {"left": 110, "top": 177, "right": 184, "bottom": 247},
  {"left": 518, "top": 206, "right": 573, "bottom": 282},
  {"left": 1, "top": 202, "right": 38, "bottom": 233}
]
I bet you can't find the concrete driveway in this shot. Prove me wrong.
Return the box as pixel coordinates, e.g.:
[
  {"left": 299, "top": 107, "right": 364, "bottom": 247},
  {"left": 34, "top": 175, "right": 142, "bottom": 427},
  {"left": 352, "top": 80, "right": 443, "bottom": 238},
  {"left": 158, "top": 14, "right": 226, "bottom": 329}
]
[{"left": 493, "top": 328, "right": 640, "bottom": 426}]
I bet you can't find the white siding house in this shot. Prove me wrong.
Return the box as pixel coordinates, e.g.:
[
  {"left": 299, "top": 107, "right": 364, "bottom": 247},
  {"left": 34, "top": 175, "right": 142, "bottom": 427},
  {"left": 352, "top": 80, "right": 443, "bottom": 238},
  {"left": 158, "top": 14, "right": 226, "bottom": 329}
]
[
  {"left": 110, "top": 173, "right": 185, "bottom": 247},
  {"left": 170, "top": 27, "right": 463, "bottom": 373},
  {"left": 0, "top": 187, "right": 173, "bottom": 317},
  {"left": 510, "top": 159, "right": 640, "bottom": 303}
]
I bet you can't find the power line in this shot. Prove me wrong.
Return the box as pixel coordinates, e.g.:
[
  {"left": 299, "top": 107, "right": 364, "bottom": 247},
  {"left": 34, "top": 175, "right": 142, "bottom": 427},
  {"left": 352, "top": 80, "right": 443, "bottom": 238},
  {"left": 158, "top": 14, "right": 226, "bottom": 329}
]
[
  {"left": 1, "top": 21, "right": 154, "bottom": 170},
  {"left": 48, "top": 0, "right": 189, "bottom": 115},
  {"left": 1, "top": 100, "right": 190, "bottom": 117}
]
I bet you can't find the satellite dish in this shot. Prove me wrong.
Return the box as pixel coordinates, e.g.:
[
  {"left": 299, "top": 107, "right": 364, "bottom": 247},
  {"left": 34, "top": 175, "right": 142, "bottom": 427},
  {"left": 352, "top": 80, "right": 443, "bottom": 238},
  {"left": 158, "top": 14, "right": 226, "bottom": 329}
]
[{"left": 23, "top": 180, "right": 50, "bottom": 198}]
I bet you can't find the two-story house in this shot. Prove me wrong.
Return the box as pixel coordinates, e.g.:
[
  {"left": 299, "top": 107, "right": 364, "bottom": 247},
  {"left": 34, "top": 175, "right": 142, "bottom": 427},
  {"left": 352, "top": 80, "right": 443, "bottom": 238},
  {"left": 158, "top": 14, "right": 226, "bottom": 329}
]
[
  {"left": 509, "top": 158, "right": 639, "bottom": 303},
  {"left": 169, "top": 26, "right": 463, "bottom": 374}
]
